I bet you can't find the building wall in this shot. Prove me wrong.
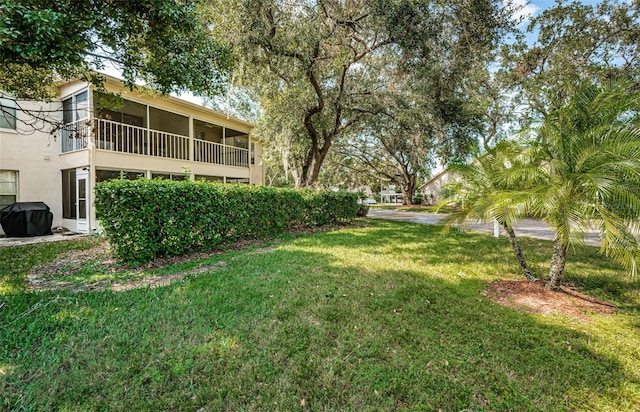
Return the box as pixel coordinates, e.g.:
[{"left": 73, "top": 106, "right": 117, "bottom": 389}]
[
  {"left": 0, "top": 99, "right": 64, "bottom": 234},
  {"left": 2, "top": 77, "right": 263, "bottom": 235},
  {"left": 250, "top": 143, "right": 264, "bottom": 185},
  {"left": 420, "top": 170, "right": 458, "bottom": 203}
]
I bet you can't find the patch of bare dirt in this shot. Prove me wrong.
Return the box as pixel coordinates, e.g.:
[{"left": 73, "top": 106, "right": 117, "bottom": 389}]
[
  {"left": 482, "top": 280, "right": 616, "bottom": 321},
  {"left": 29, "top": 242, "right": 115, "bottom": 277},
  {"left": 27, "top": 222, "right": 365, "bottom": 293},
  {"left": 28, "top": 253, "right": 228, "bottom": 293},
  {"left": 109, "top": 261, "right": 228, "bottom": 292}
]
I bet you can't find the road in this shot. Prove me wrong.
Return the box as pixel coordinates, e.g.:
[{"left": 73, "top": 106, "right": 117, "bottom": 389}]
[{"left": 366, "top": 208, "right": 603, "bottom": 247}]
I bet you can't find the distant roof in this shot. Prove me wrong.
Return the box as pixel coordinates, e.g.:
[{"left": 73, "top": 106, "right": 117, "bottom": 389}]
[{"left": 419, "top": 168, "right": 451, "bottom": 190}]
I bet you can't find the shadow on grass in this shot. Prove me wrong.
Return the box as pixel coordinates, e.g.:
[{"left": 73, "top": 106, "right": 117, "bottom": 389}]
[
  {"left": 333, "top": 220, "right": 640, "bottom": 308},
  {"left": 1, "top": 223, "right": 638, "bottom": 410}
]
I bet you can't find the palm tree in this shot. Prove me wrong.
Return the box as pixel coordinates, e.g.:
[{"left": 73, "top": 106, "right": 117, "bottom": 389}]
[
  {"left": 519, "top": 81, "right": 640, "bottom": 290},
  {"left": 440, "top": 141, "right": 537, "bottom": 282}
]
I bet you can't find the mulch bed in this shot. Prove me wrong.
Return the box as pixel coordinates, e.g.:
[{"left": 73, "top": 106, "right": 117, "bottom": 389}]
[{"left": 483, "top": 280, "right": 616, "bottom": 321}]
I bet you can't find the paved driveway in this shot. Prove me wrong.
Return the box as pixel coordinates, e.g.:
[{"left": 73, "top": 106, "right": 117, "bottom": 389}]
[{"left": 367, "top": 208, "right": 602, "bottom": 247}]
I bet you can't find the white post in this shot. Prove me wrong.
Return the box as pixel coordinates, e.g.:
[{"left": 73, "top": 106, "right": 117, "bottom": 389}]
[
  {"left": 188, "top": 115, "right": 194, "bottom": 161},
  {"left": 222, "top": 126, "right": 226, "bottom": 166},
  {"left": 146, "top": 105, "right": 151, "bottom": 156},
  {"left": 493, "top": 219, "right": 500, "bottom": 238}
]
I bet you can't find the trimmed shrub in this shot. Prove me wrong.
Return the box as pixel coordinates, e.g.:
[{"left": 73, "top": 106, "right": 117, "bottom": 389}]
[
  {"left": 356, "top": 204, "right": 370, "bottom": 217},
  {"left": 301, "top": 190, "right": 359, "bottom": 226},
  {"left": 94, "top": 179, "right": 358, "bottom": 265}
]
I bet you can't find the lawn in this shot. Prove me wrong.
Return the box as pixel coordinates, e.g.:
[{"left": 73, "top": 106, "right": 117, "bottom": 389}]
[{"left": 1, "top": 220, "right": 639, "bottom": 411}]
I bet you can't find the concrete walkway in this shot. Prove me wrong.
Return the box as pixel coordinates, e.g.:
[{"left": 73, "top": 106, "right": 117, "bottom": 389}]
[
  {"left": 0, "top": 232, "right": 88, "bottom": 248},
  {"left": 367, "top": 208, "right": 603, "bottom": 247}
]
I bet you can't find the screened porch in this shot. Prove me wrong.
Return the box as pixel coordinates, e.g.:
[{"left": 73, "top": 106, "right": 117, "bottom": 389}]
[{"left": 60, "top": 92, "right": 251, "bottom": 169}]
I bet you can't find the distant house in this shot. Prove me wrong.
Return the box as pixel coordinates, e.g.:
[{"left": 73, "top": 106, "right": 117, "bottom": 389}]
[
  {"left": 380, "top": 184, "right": 403, "bottom": 203},
  {"left": 348, "top": 185, "right": 374, "bottom": 197},
  {"left": 0, "top": 74, "right": 264, "bottom": 235},
  {"left": 419, "top": 169, "right": 459, "bottom": 204}
]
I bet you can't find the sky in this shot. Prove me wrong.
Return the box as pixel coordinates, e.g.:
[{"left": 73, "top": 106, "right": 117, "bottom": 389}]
[{"left": 516, "top": 0, "right": 630, "bottom": 25}]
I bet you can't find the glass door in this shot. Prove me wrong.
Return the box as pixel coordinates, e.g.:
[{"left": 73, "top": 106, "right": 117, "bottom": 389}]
[{"left": 75, "top": 169, "right": 90, "bottom": 233}]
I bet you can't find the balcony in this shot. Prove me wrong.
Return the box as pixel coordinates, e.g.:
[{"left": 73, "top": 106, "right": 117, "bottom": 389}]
[{"left": 61, "top": 118, "right": 250, "bottom": 168}]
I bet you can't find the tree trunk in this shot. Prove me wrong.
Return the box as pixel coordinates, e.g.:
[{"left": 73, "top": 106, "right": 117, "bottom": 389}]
[
  {"left": 503, "top": 223, "right": 537, "bottom": 282},
  {"left": 299, "top": 141, "right": 332, "bottom": 189},
  {"left": 400, "top": 172, "right": 417, "bottom": 205},
  {"left": 305, "top": 156, "right": 323, "bottom": 189},
  {"left": 546, "top": 239, "right": 567, "bottom": 290},
  {"left": 291, "top": 167, "right": 306, "bottom": 189}
]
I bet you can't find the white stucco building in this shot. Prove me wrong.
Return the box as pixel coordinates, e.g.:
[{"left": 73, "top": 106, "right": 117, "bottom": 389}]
[
  {"left": 419, "top": 169, "right": 459, "bottom": 204},
  {"left": 0, "top": 75, "right": 264, "bottom": 234}
]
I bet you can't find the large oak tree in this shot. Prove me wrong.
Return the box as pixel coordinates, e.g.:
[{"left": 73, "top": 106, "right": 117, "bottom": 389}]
[{"left": 215, "top": 0, "right": 512, "bottom": 189}]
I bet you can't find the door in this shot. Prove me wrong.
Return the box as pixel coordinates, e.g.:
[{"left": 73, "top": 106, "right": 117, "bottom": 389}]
[{"left": 76, "top": 169, "right": 90, "bottom": 233}]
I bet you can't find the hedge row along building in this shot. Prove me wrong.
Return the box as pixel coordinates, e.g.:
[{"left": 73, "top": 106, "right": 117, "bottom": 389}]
[{"left": 0, "top": 75, "right": 264, "bottom": 234}]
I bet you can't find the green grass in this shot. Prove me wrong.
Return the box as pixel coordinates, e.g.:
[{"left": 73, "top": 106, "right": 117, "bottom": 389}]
[
  {"left": 1, "top": 221, "right": 639, "bottom": 411},
  {"left": 0, "top": 237, "right": 104, "bottom": 293}
]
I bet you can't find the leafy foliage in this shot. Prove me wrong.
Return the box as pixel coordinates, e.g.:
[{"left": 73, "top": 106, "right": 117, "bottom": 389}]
[
  {"left": 520, "top": 81, "right": 640, "bottom": 287},
  {"left": 213, "top": 0, "right": 511, "bottom": 188},
  {"left": 94, "top": 179, "right": 358, "bottom": 265},
  {"left": 440, "top": 141, "right": 537, "bottom": 281},
  {"left": 356, "top": 204, "right": 370, "bottom": 217},
  {"left": 443, "top": 81, "right": 640, "bottom": 289},
  {"left": 0, "top": 0, "right": 233, "bottom": 100},
  {"left": 442, "top": 141, "right": 531, "bottom": 230},
  {"left": 503, "top": 0, "right": 640, "bottom": 115}
]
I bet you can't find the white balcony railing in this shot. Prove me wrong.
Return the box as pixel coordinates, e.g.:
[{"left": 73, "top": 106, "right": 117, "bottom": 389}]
[
  {"left": 147, "top": 128, "right": 189, "bottom": 160},
  {"left": 61, "top": 119, "right": 91, "bottom": 152},
  {"left": 194, "top": 138, "right": 249, "bottom": 168},
  {"left": 61, "top": 118, "right": 249, "bottom": 168},
  {"left": 225, "top": 145, "right": 249, "bottom": 168},
  {"left": 95, "top": 119, "right": 189, "bottom": 160},
  {"left": 95, "top": 118, "right": 147, "bottom": 154},
  {"left": 194, "top": 138, "right": 223, "bottom": 164}
]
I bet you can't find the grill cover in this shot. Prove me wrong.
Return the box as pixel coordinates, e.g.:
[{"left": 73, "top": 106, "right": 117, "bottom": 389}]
[{"left": 0, "top": 202, "right": 53, "bottom": 237}]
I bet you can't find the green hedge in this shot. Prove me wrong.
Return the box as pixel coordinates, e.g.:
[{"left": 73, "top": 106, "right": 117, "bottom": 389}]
[
  {"left": 356, "top": 204, "right": 370, "bottom": 217},
  {"left": 94, "top": 179, "right": 358, "bottom": 265}
]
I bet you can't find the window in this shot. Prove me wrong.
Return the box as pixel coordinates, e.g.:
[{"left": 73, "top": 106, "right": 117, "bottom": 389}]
[
  {"left": 61, "top": 90, "right": 91, "bottom": 152},
  {"left": 75, "top": 91, "right": 89, "bottom": 120},
  {"left": 225, "top": 178, "right": 250, "bottom": 184},
  {"left": 62, "top": 97, "right": 73, "bottom": 125},
  {"left": 0, "top": 95, "right": 16, "bottom": 130},
  {"left": 0, "top": 171, "right": 18, "bottom": 209},
  {"left": 62, "top": 169, "right": 76, "bottom": 219},
  {"left": 195, "top": 174, "right": 224, "bottom": 183},
  {"left": 96, "top": 169, "right": 144, "bottom": 182},
  {"left": 151, "top": 172, "right": 188, "bottom": 181},
  {"left": 62, "top": 90, "right": 89, "bottom": 125}
]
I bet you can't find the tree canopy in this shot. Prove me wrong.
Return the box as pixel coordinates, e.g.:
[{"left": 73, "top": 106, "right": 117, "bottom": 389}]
[
  {"left": 0, "top": 0, "right": 233, "bottom": 100},
  {"left": 503, "top": 0, "right": 640, "bottom": 116},
  {"left": 214, "top": 0, "right": 512, "bottom": 188}
]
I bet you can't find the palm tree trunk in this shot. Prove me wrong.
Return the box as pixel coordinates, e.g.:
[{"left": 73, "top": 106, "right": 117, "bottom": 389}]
[
  {"left": 503, "top": 223, "right": 537, "bottom": 282},
  {"left": 546, "top": 239, "right": 567, "bottom": 290}
]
